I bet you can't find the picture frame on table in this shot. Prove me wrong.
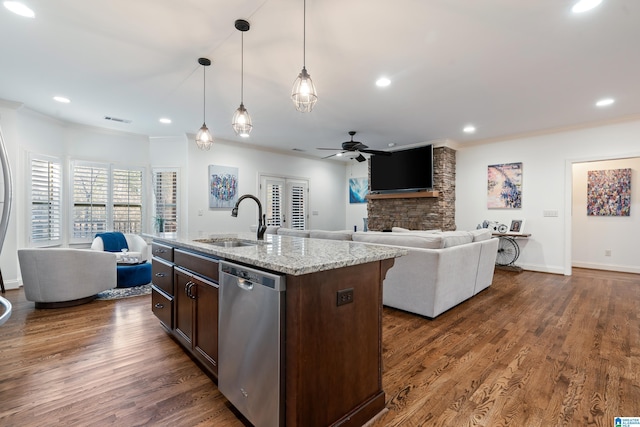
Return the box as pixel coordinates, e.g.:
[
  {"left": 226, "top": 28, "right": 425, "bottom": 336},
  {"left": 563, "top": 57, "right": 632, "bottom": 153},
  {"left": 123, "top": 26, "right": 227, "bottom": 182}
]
[{"left": 509, "top": 219, "right": 525, "bottom": 234}]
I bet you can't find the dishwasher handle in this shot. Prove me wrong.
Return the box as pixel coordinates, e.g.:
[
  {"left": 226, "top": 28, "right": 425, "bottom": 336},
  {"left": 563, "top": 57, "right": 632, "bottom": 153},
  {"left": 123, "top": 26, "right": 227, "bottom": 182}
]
[{"left": 237, "top": 278, "right": 254, "bottom": 291}]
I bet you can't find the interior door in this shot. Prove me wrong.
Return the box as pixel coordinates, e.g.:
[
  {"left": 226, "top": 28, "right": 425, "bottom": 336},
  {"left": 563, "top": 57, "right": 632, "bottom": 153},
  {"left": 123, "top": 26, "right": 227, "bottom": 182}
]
[{"left": 260, "top": 175, "right": 308, "bottom": 229}]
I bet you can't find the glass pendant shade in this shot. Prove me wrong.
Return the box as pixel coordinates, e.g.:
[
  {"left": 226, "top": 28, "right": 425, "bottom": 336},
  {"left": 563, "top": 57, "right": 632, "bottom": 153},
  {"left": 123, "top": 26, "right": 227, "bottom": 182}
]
[
  {"left": 232, "top": 103, "right": 252, "bottom": 137},
  {"left": 291, "top": 67, "right": 317, "bottom": 113},
  {"left": 196, "top": 123, "right": 213, "bottom": 150},
  {"left": 196, "top": 57, "right": 213, "bottom": 151}
]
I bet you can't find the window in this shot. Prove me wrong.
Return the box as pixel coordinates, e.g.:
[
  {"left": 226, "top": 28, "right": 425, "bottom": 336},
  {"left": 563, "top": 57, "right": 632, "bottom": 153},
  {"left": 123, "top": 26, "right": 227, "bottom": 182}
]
[
  {"left": 152, "top": 169, "right": 179, "bottom": 232},
  {"left": 260, "top": 175, "right": 308, "bottom": 229},
  {"left": 30, "top": 155, "right": 62, "bottom": 246},
  {"left": 71, "top": 161, "right": 143, "bottom": 242}
]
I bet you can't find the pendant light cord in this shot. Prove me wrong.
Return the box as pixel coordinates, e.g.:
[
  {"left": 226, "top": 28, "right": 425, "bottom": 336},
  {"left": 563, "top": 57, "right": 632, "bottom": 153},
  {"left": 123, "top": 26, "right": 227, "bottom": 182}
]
[
  {"left": 303, "top": 0, "right": 306, "bottom": 68},
  {"left": 202, "top": 65, "right": 206, "bottom": 122},
  {"left": 241, "top": 32, "right": 244, "bottom": 103}
]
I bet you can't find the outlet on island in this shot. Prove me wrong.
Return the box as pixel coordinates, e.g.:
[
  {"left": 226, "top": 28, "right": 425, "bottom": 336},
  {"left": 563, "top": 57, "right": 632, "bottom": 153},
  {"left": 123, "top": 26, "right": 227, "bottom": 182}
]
[{"left": 337, "top": 288, "right": 354, "bottom": 306}]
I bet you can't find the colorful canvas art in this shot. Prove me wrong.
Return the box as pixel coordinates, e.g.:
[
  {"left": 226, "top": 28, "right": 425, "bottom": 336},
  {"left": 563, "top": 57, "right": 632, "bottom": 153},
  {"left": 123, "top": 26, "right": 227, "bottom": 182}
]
[
  {"left": 208, "top": 165, "right": 238, "bottom": 209},
  {"left": 349, "top": 177, "right": 368, "bottom": 204},
  {"left": 487, "top": 162, "right": 523, "bottom": 209},
  {"left": 587, "top": 168, "right": 631, "bottom": 216}
]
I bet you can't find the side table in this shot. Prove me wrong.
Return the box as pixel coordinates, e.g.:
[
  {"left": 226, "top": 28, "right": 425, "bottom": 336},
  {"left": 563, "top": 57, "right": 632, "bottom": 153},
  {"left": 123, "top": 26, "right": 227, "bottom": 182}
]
[{"left": 491, "top": 233, "right": 532, "bottom": 272}]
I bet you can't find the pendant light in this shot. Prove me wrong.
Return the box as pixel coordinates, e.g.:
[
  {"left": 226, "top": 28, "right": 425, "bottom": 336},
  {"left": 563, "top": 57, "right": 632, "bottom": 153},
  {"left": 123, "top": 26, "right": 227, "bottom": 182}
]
[
  {"left": 195, "top": 57, "right": 213, "bottom": 150},
  {"left": 291, "top": 0, "right": 317, "bottom": 112},
  {"left": 232, "top": 19, "right": 252, "bottom": 138}
]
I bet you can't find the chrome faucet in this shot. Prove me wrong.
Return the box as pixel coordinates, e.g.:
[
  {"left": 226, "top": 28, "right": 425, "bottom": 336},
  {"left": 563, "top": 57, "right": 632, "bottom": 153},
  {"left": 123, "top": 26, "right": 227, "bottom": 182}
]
[{"left": 231, "top": 194, "right": 267, "bottom": 240}]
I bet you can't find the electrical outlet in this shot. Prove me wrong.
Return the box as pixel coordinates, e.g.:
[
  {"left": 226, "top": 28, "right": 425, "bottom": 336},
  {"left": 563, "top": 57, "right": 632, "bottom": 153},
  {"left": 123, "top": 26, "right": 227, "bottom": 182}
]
[
  {"left": 337, "top": 288, "right": 354, "bottom": 306},
  {"left": 605, "top": 249, "right": 612, "bottom": 257}
]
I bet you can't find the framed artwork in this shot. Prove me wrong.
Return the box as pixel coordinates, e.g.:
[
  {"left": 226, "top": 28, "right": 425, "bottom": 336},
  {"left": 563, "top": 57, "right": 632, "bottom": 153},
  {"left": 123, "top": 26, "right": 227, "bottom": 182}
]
[
  {"left": 349, "top": 177, "right": 369, "bottom": 204},
  {"left": 587, "top": 168, "right": 631, "bottom": 216},
  {"left": 209, "top": 165, "right": 238, "bottom": 209},
  {"left": 487, "top": 162, "right": 523, "bottom": 209},
  {"left": 509, "top": 219, "right": 525, "bottom": 233}
]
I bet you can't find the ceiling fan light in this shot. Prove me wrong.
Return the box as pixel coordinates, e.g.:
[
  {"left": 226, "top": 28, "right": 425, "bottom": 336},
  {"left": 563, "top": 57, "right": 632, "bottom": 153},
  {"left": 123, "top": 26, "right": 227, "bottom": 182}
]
[
  {"left": 196, "top": 123, "right": 213, "bottom": 150},
  {"left": 232, "top": 103, "right": 252, "bottom": 137},
  {"left": 292, "top": 67, "right": 318, "bottom": 113}
]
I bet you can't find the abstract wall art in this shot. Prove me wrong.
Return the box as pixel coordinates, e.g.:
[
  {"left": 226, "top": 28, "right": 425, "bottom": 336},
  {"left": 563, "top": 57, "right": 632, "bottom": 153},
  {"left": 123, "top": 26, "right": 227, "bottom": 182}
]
[
  {"left": 487, "top": 162, "right": 523, "bottom": 209},
  {"left": 587, "top": 168, "right": 631, "bottom": 216},
  {"left": 209, "top": 165, "right": 238, "bottom": 209},
  {"left": 349, "top": 177, "right": 368, "bottom": 204}
]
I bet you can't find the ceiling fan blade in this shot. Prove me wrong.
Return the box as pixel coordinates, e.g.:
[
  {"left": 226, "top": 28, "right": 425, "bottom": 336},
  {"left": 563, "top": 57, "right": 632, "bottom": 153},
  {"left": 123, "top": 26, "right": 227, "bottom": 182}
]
[
  {"left": 360, "top": 148, "right": 392, "bottom": 156},
  {"left": 321, "top": 151, "right": 346, "bottom": 159},
  {"left": 317, "top": 147, "right": 343, "bottom": 151}
]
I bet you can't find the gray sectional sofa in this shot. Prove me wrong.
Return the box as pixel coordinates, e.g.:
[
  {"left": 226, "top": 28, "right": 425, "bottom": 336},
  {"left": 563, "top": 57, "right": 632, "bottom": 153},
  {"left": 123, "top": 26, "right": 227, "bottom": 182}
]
[{"left": 258, "top": 226, "right": 499, "bottom": 318}]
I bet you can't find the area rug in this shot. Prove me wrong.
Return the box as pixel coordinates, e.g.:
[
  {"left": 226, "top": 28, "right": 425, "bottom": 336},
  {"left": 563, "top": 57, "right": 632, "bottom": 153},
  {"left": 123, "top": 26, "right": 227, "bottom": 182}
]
[{"left": 96, "top": 284, "right": 152, "bottom": 300}]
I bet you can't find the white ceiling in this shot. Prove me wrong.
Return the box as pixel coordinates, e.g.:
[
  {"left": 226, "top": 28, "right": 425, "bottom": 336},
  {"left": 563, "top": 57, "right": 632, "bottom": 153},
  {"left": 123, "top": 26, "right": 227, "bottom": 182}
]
[{"left": 1, "top": 0, "right": 639, "bottom": 158}]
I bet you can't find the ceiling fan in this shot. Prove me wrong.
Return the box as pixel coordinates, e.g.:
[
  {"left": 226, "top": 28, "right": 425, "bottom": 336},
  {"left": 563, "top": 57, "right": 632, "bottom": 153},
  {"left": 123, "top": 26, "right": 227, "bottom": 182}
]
[{"left": 317, "top": 131, "right": 392, "bottom": 162}]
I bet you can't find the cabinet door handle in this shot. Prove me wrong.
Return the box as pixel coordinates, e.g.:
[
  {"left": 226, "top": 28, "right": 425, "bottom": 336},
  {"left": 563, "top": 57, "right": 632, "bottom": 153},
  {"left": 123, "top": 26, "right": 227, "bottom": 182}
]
[
  {"left": 185, "top": 281, "right": 192, "bottom": 297},
  {"left": 189, "top": 282, "right": 197, "bottom": 300},
  {"left": 154, "top": 303, "right": 164, "bottom": 309},
  {"left": 155, "top": 272, "right": 166, "bottom": 277},
  {"left": 154, "top": 249, "right": 166, "bottom": 253}
]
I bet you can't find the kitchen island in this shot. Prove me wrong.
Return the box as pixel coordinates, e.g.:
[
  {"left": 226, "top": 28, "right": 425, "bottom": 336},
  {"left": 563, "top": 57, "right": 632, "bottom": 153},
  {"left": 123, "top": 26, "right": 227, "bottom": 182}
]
[{"left": 149, "top": 232, "right": 405, "bottom": 427}]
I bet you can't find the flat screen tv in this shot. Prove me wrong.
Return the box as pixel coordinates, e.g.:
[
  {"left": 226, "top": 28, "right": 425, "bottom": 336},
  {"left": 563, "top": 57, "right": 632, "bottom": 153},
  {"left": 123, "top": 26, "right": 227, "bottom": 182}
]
[{"left": 370, "top": 145, "right": 433, "bottom": 193}]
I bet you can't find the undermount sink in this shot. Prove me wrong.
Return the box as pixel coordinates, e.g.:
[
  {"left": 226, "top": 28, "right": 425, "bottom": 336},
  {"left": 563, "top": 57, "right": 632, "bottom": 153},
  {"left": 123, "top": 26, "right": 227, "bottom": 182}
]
[{"left": 194, "top": 238, "right": 268, "bottom": 248}]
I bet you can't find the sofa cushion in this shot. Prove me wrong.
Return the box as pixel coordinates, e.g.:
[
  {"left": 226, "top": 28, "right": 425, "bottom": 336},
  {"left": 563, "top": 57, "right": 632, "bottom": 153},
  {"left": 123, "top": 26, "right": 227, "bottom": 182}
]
[
  {"left": 469, "top": 228, "right": 492, "bottom": 242},
  {"left": 353, "top": 232, "right": 444, "bottom": 249},
  {"left": 309, "top": 230, "right": 353, "bottom": 241},
  {"left": 391, "top": 227, "right": 441, "bottom": 233},
  {"left": 439, "top": 231, "right": 473, "bottom": 248},
  {"left": 277, "top": 228, "right": 310, "bottom": 237}
]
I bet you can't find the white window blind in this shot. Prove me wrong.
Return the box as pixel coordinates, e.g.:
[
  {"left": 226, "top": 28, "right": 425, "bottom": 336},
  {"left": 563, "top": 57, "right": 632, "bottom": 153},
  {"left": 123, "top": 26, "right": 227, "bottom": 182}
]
[
  {"left": 72, "top": 163, "right": 108, "bottom": 239},
  {"left": 71, "top": 162, "right": 144, "bottom": 241},
  {"left": 152, "top": 169, "right": 178, "bottom": 232},
  {"left": 265, "top": 179, "right": 284, "bottom": 226},
  {"left": 30, "top": 157, "right": 62, "bottom": 245},
  {"left": 112, "top": 168, "right": 143, "bottom": 233},
  {"left": 288, "top": 181, "right": 307, "bottom": 229}
]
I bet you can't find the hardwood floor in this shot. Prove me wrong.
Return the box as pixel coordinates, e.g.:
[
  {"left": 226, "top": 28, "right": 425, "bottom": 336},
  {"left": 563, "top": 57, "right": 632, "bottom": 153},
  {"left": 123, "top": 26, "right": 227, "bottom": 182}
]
[{"left": 1, "top": 268, "right": 639, "bottom": 426}]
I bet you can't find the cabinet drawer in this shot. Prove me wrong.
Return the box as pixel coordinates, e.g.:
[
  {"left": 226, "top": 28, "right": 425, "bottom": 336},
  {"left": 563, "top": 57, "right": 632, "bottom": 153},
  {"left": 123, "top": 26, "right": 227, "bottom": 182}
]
[
  {"left": 152, "top": 258, "right": 174, "bottom": 295},
  {"left": 174, "top": 249, "right": 219, "bottom": 282},
  {"left": 152, "top": 286, "right": 173, "bottom": 330},
  {"left": 152, "top": 242, "right": 174, "bottom": 262}
]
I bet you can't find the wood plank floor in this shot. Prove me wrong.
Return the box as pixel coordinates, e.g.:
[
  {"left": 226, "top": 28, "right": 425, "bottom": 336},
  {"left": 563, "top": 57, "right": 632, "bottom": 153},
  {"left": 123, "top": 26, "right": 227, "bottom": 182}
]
[{"left": 1, "top": 268, "right": 639, "bottom": 426}]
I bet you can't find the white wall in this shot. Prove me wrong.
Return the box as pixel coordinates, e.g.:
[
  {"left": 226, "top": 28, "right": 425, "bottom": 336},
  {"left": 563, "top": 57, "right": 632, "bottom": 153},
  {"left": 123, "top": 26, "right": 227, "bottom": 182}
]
[
  {"left": 182, "top": 139, "right": 347, "bottom": 236},
  {"left": 572, "top": 158, "right": 640, "bottom": 273},
  {"left": 345, "top": 161, "right": 369, "bottom": 231},
  {"left": 2, "top": 105, "right": 348, "bottom": 290},
  {"left": 456, "top": 119, "right": 640, "bottom": 275}
]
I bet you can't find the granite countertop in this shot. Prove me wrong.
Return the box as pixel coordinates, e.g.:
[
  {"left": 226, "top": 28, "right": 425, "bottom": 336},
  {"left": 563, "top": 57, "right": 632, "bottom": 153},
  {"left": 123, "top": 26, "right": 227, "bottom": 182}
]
[{"left": 147, "top": 232, "right": 406, "bottom": 276}]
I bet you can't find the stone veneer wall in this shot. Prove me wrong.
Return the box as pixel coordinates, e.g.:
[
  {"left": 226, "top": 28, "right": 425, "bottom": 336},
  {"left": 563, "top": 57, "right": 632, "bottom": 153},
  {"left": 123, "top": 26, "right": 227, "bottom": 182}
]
[{"left": 367, "top": 146, "right": 456, "bottom": 231}]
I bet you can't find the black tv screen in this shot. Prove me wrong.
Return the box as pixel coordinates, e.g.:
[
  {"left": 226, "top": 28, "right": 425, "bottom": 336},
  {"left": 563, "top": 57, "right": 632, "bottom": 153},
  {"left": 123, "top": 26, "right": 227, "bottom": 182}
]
[{"left": 370, "top": 145, "right": 433, "bottom": 193}]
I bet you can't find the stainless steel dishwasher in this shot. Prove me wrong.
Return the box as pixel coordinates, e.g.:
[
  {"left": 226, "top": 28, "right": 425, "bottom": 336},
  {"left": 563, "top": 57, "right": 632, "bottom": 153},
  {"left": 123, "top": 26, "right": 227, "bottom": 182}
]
[{"left": 218, "top": 261, "right": 286, "bottom": 427}]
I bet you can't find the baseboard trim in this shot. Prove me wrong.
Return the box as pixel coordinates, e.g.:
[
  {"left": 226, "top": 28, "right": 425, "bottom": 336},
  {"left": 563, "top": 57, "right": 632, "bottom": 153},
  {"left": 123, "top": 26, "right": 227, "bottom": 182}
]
[{"left": 572, "top": 262, "right": 640, "bottom": 274}]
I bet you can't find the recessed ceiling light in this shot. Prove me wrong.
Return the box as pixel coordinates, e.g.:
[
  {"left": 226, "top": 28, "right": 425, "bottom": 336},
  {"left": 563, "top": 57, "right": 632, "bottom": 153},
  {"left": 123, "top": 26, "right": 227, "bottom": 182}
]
[
  {"left": 3, "top": 1, "right": 35, "bottom": 17},
  {"left": 388, "top": 142, "right": 396, "bottom": 147},
  {"left": 375, "top": 77, "right": 391, "bottom": 87},
  {"left": 53, "top": 96, "right": 70, "bottom": 104},
  {"left": 463, "top": 125, "right": 476, "bottom": 134},
  {"left": 571, "top": 0, "right": 603, "bottom": 13},
  {"left": 159, "top": 118, "right": 171, "bottom": 124},
  {"left": 336, "top": 152, "right": 343, "bottom": 157},
  {"left": 595, "top": 98, "right": 614, "bottom": 107}
]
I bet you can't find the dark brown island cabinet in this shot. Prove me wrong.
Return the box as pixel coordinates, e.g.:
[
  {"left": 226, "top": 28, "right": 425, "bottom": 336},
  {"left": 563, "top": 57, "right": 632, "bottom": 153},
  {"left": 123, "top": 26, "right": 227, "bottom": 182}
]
[{"left": 150, "top": 239, "right": 395, "bottom": 427}]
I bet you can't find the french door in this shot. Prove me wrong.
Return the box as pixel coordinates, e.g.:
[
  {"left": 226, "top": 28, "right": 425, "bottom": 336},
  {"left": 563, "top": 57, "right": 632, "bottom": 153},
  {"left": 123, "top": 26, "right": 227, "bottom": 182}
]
[{"left": 260, "top": 175, "right": 308, "bottom": 229}]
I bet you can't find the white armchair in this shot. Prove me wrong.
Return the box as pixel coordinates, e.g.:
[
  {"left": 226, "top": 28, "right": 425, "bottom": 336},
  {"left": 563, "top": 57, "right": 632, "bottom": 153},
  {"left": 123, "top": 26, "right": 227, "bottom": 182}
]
[
  {"left": 18, "top": 248, "right": 117, "bottom": 308},
  {"left": 91, "top": 233, "right": 149, "bottom": 262}
]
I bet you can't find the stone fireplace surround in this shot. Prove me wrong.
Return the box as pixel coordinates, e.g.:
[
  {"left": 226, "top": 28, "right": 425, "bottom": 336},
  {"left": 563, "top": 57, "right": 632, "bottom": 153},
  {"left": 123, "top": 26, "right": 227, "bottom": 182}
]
[{"left": 366, "top": 146, "right": 456, "bottom": 231}]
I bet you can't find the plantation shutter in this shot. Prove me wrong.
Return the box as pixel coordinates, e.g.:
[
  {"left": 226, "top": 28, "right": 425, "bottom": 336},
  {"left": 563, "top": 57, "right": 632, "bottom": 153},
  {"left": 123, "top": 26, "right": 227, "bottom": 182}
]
[
  {"left": 264, "top": 178, "right": 284, "bottom": 226},
  {"left": 152, "top": 169, "right": 178, "bottom": 232},
  {"left": 112, "top": 168, "right": 143, "bottom": 233},
  {"left": 30, "top": 157, "right": 62, "bottom": 245},
  {"left": 260, "top": 175, "right": 308, "bottom": 229},
  {"left": 287, "top": 180, "right": 307, "bottom": 230},
  {"left": 72, "top": 163, "right": 108, "bottom": 239}
]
